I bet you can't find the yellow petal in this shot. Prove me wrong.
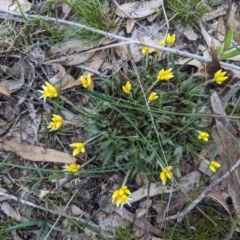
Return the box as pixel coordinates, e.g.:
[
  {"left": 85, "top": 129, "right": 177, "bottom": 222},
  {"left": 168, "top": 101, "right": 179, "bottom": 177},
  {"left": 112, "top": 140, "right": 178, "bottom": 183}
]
[{"left": 160, "top": 172, "right": 167, "bottom": 185}]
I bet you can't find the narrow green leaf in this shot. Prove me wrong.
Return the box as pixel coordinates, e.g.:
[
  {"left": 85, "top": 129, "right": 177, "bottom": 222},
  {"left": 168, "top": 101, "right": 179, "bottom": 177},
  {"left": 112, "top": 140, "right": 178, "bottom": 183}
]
[
  {"left": 216, "top": 45, "right": 223, "bottom": 55},
  {"left": 220, "top": 47, "right": 240, "bottom": 60},
  {"left": 223, "top": 28, "right": 233, "bottom": 51}
]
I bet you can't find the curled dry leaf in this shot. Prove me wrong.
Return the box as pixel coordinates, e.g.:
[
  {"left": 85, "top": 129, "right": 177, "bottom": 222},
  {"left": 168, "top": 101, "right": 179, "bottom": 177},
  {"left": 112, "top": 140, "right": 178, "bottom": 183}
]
[
  {"left": 114, "top": 207, "right": 163, "bottom": 237},
  {"left": 116, "top": 0, "right": 163, "bottom": 19},
  {"left": 48, "top": 37, "right": 116, "bottom": 56},
  {"left": 212, "top": 120, "right": 240, "bottom": 215},
  {"left": 61, "top": 50, "right": 108, "bottom": 90},
  {"left": 194, "top": 41, "right": 234, "bottom": 79},
  {"left": 227, "top": 2, "right": 239, "bottom": 37},
  {"left": 126, "top": 19, "right": 136, "bottom": 34},
  {"left": 183, "top": 26, "right": 198, "bottom": 41},
  {"left": 81, "top": 50, "right": 108, "bottom": 76},
  {"left": 0, "top": 86, "right": 11, "bottom": 98},
  {"left": 3, "top": 140, "right": 76, "bottom": 164},
  {"left": 217, "top": 17, "right": 225, "bottom": 42},
  {"left": 202, "top": 4, "right": 228, "bottom": 21},
  {"left": 1, "top": 202, "right": 22, "bottom": 221},
  {"left": 45, "top": 51, "right": 95, "bottom": 66},
  {"left": 209, "top": 91, "right": 240, "bottom": 216},
  {"left": 131, "top": 171, "right": 201, "bottom": 204},
  {"left": 199, "top": 21, "right": 221, "bottom": 48},
  {"left": 47, "top": 63, "right": 75, "bottom": 89}
]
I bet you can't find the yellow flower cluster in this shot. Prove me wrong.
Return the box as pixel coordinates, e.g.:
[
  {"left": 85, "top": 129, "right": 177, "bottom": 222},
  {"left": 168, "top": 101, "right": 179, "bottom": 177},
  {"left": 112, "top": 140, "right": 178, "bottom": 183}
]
[
  {"left": 141, "top": 46, "right": 154, "bottom": 54},
  {"left": 165, "top": 33, "right": 176, "bottom": 46},
  {"left": 157, "top": 68, "right": 174, "bottom": 81},
  {"left": 198, "top": 131, "right": 209, "bottom": 142},
  {"left": 160, "top": 166, "right": 173, "bottom": 185},
  {"left": 63, "top": 163, "right": 81, "bottom": 173},
  {"left": 39, "top": 82, "right": 58, "bottom": 102},
  {"left": 214, "top": 69, "right": 228, "bottom": 84},
  {"left": 122, "top": 81, "right": 132, "bottom": 94},
  {"left": 69, "top": 142, "right": 85, "bottom": 156},
  {"left": 208, "top": 160, "right": 221, "bottom": 172},
  {"left": 80, "top": 74, "right": 93, "bottom": 88},
  {"left": 141, "top": 33, "right": 175, "bottom": 55},
  {"left": 148, "top": 92, "right": 158, "bottom": 102},
  {"left": 112, "top": 185, "right": 132, "bottom": 208},
  {"left": 48, "top": 114, "right": 63, "bottom": 131}
]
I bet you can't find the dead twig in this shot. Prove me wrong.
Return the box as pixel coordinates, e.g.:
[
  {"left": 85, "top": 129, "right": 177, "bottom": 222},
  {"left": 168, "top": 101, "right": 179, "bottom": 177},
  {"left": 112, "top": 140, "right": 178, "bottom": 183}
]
[
  {"left": 158, "top": 158, "right": 240, "bottom": 223},
  {"left": 0, "top": 191, "right": 105, "bottom": 234},
  {"left": 0, "top": 8, "right": 240, "bottom": 71}
]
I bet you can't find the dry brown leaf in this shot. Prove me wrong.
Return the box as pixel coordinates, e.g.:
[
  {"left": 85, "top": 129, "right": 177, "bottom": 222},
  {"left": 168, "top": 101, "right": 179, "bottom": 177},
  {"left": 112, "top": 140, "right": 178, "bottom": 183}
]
[
  {"left": 135, "top": 208, "right": 147, "bottom": 218},
  {"left": 217, "top": 17, "right": 225, "bottom": 42},
  {"left": 45, "top": 63, "right": 75, "bottom": 90},
  {"left": 212, "top": 121, "right": 240, "bottom": 214},
  {"left": 203, "top": 4, "right": 228, "bottom": 21},
  {"left": 45, "top": 51, "right": 95, "bottom": 66},
  {"left": 114, "top": 207, "right": 163, "bottom": 237},
  {"left": 209, "top": 92, "right": 240, "bottom": 215},
  {"left": 0, "top": 86, "right": 11, "bottom": 98},
  {"left": 3, "top": 140, "right": 76, "bottom": 164},
  {"left": 0, "top": 0, "right": 31, "bottom": 12},
  {"left": 176, "top": 58, "right": 204, "bottom": 70},
  {"left": 116, "top": 0, "right": 163, "bottom": 19},
  {"left": 82, "top": 50, "right": 108, "bottom": 76},
  {"left": 210, "top": 91, "right": 236, "bottom": 135},
  {"left": 130, "top": 182, "right": 174, "bottom": 203},
  {"left": 126, "top": 19, "right": 136, "bottom": 33},
  {"left": 62, "top": 3, "right": 73, "bottom": 19},
  {"left": 48, "top": 37, "right": 116, "bottom": 56},
  {"left": 194, "top": 41, "right": 225, "bottom": 78},
  {"left": 131, "top": 171, "right": 201, "bottom": 203},
  {"left": 61, "top": 50, "right": 107, "bottom": 90},
  {"left": 227, "top": 2, "right": 239, "bottom": 34},
  {"left": 0, "top": 80, "right": 23, "bottom": 94},
  {"left": 199, "top": 21, "right": 221, "bottom": 48},
  {"left": 1, "top": 202, "right": 22, "bottom": 221},
  {"left": 183, "top": 26, "right": 198, "bottom": 41}
]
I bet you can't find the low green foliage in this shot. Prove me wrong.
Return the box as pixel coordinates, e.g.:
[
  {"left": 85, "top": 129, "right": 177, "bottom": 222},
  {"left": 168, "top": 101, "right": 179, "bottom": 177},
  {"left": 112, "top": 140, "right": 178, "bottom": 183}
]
[
  {"left": 164, "top": 206, "right": 234, "bottom": 240},
  {"left": 167, "top": 0, "right": 209, "bottom": 27},
  {"left": 73, "top": 58, "right": 209, "bottom": 177}
]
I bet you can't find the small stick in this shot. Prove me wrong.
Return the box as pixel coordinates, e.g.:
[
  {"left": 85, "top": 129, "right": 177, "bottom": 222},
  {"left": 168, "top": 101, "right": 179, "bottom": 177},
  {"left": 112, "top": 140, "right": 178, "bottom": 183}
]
[
  {"left": 158, "top": 158, "right": 240, "bottom": 223},
  {"left": 0, "top": 8, "right": 240, "bottom": 71}
]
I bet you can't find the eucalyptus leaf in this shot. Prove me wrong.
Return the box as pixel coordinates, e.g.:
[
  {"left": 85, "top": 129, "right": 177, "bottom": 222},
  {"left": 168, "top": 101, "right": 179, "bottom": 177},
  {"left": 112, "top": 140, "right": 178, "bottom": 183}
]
[{"left": 223, "top": 28, "right": 233, "bottom": 51}]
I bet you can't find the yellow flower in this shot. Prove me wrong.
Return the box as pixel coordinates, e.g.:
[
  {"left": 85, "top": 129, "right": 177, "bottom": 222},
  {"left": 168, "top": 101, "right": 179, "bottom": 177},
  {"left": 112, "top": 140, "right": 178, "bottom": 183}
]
[
  {"left": 208, "top": 161, "right": 221, "bottom": 172},
  {"left": 39, "top": 82, "right": 58, "bottom": 102},
  {"left": 157, "top": 68, "right": 174, "bottom": 81},
  {"left": 142, "top": 46, "right": 153, "bottom": 54},
  {"left": 63, "top": 163, "right": 81, "bottom": 173},
  {"left": 148, "top": 92, "right": 159, "bottom": 102},
  {"left": 80, "top": 74, "right": 93, "bottom": 88},
  {"left": 122, "top": 81, "right": 132, "bottom": 94},
  {"left": 198, "top": 131, "right": 209, "bottom": 142},
  {"left": 214, "top": 69, "right": 228, "bottom": 84},
  {"left": 165, "top": 33, "right": 176, "bottom": 45},
  {"left": 158, "top": 39, "right": 165, "bottom": 47},
  {"left": 160, "top": 166, "right": 173, "bottom": 185},
  {"left": 70, "top": 142, "right": 85, "bottom": 156},
  {"left": 48, "top": 114, "right": 63, "bottom": 131},
  {"left": 112, "top": 185, "right": 132, "bottom": 208}
]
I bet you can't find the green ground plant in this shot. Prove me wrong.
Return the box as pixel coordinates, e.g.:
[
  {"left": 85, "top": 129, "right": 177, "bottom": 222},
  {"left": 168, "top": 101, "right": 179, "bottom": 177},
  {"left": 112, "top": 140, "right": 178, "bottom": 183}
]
[
  {"left": 167, "top": 0, "right": 209, "bottom": 27},
  {"left": 1, "top": 1, "right": 239, "bottom": 239}
]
